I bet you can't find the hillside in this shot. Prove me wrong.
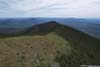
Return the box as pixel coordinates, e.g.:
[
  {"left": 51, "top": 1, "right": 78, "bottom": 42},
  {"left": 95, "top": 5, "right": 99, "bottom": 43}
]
[
  {"left": 0, "top": 33, "right": 70, "bottom": 67},
  {"left": 0, "top": 22, "right": 100, "bottom": 67}
]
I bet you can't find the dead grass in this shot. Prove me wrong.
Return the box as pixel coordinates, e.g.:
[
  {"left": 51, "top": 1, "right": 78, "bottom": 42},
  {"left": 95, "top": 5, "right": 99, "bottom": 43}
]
[{"left": 0, "top": 33, "right": 71, "bottom": 67}]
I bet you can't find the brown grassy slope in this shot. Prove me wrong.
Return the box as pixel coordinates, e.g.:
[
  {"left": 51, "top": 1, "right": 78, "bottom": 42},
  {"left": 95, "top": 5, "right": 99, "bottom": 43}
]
[{"left": 0, "top": 33, "right": 70, "bottom": 67}]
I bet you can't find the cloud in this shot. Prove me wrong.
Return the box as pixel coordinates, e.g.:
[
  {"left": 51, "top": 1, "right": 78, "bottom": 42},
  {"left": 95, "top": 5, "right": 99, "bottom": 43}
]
[{"left": 0, "top": 0, "right": 100, "bottom": 18}]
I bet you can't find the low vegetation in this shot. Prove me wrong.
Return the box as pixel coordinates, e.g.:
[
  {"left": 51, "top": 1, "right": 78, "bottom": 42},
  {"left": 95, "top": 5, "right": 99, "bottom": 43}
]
[{"left": 0, "top": 33, "right": 71, "bottom": 67}]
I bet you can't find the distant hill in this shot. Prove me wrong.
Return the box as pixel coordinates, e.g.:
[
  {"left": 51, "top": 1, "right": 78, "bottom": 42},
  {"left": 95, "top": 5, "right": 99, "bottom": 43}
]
[
  {"left": 0, "top": 21, "right": 100, "bottom": 67},
  {"left": 0, "top": 18, "right": 100, "bottom": 39}
]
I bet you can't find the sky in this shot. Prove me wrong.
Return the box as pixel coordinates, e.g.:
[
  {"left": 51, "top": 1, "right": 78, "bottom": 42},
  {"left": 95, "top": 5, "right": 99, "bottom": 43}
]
[{"left": 0, "top": 0, "right": 100, "bottom": 18}]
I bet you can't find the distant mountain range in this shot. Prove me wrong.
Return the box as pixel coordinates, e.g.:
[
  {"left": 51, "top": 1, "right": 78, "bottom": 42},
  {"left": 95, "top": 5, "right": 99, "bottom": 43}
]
[{"left": 0, "top": 18, "right": 100, "bottom": 39}]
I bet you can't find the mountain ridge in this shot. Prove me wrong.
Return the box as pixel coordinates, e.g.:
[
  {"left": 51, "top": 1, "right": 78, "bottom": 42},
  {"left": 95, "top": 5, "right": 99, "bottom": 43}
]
[{"left": 26, "top": 21, "right": 100, "bottom": 40}]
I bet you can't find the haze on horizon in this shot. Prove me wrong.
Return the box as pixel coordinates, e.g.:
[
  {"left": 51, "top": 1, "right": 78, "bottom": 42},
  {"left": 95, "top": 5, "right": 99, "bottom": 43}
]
[{"left": 0, "top": 0, "right": 100, "bottom": 18}]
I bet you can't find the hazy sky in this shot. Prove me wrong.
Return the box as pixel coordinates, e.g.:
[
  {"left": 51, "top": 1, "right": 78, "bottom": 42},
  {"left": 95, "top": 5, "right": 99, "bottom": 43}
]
[{"left": 0, "top": 0, "right": 100, "bottom": 18}]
